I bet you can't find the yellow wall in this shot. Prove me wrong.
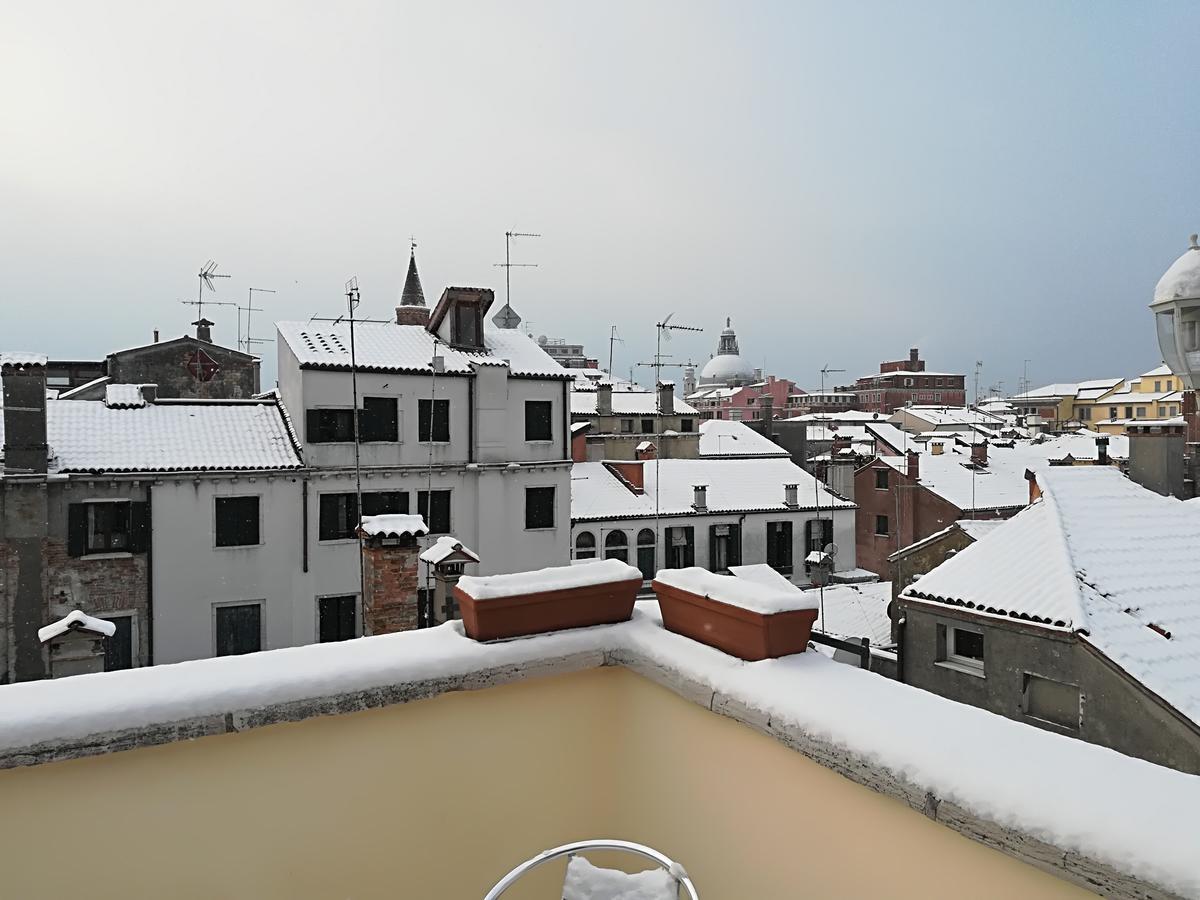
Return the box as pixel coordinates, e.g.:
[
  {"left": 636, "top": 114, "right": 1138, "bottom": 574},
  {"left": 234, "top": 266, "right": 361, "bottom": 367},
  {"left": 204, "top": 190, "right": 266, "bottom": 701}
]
[{"left": 0, "top": 667, "right": 1091, "bottom": 899}]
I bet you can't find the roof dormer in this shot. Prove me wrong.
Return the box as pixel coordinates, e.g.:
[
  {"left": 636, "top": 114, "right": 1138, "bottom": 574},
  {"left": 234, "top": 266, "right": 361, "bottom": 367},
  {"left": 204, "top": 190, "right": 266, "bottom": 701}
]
[{"left": 428, "top": 287, "right": 494, "bottom": 350}]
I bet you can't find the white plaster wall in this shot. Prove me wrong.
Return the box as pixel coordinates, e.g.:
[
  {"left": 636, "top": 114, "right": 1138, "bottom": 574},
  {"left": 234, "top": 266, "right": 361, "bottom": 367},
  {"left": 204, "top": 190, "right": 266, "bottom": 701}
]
[{"left": 151, "top": 475, "right": 307, "bottom": 664}]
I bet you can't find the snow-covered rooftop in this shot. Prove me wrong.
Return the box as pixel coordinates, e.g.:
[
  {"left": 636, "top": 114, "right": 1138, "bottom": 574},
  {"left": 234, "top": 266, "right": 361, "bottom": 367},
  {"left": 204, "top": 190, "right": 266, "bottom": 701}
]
[
  {"left": 0, "top": 398, "right": 304, "bottom": 475},
  {"left": 570, "top": 390, "right": 698, "bottom": 417},
  {"left": 37, "top": 610, "right": 116, "bottom": 643},
  {"left": 907, "top": 466, "right": 1200, "bottom": 729},
  {"left": 698, "top": 420, "right": 788, "bottom": 457},
  {"left": 571, "top": 458, "right": 853, "bottom": 521},
  {"left": 277, "top": 320, "right": 570, "bottom": 379},
  {"left": 893, "top": 406, "right": 1007, "bottom": 428},
  {"left": 808, "top": 581, "right": 893, "bottom": 647},
  {"left": 358, "top": 514, "right": 428, "bottom": 539}
]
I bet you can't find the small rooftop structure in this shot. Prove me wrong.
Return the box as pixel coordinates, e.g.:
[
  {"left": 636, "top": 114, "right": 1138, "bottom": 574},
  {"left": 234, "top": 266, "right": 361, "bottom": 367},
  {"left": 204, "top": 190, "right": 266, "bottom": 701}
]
[
  {"left": 419, "top": 535, "right": 480, "bottom": 566},
  {"left": 37, "top": 611, "right": 116, "bottom": 644},
  {"left": 358, "top": 514, "right": 429, "bottom": 540}
]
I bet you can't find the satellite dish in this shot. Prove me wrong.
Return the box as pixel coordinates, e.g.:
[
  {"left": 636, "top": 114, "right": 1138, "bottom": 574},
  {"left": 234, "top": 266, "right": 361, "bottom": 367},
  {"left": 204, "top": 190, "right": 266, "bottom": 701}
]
[{"left": 823, "top": 542, "right": 839, "bottom": 559}]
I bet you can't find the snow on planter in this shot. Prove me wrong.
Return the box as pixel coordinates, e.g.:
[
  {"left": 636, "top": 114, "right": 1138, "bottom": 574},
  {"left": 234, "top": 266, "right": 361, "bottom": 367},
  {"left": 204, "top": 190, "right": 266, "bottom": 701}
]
[
  {"left": 652, "top": 567, "right": 818, "bottom": 661},
  {"left": 562, "top": 856, "right": 677, "bottom": 900},
  {"left": 454, "top": 559, "right": 642, "bottom": 641},
  {"left": 38, "top": 610, "right": 117, "bottom": 644}
]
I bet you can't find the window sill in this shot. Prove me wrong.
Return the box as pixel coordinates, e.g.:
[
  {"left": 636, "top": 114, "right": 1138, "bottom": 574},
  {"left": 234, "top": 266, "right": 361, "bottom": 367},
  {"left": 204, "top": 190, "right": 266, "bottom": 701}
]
[
  {"left": 214, "top": 543, "right": 264, "bottom": 551},
  {"left": 935, "top": 659, "right": 985, "bottom": 678},
  {"left": 525, "top": 526, "right": 557, "bottom": 532},
  {"left": 417, "top": 441, "right": 452, "bottom": 446},
  {"left": 81, "top": 551, "right": 134, "bottom": 561},
  {"left": 525, "top": 439, "right": 555, "bottom": 445},
  {"left": 317, "top": 538, "right": 359, "bottom": 545}
]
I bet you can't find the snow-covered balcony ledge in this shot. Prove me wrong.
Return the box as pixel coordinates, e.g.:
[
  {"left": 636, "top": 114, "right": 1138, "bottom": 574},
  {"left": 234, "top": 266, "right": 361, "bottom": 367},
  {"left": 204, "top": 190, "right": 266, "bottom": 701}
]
[{"left": 0, "top": 607, "right": 1195, "bottom": 898}]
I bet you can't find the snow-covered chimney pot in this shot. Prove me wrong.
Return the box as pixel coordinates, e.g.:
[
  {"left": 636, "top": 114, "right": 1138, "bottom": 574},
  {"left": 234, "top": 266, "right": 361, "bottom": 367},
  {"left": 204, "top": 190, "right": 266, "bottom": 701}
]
[
  {"left": 971, "top": 442, "right": 988, "bottom": 467},
  {"left": 906, "top": 451, "right": 919, "bottom": 480},
  {"left": 140, "top": 384, "right": 158, "bottom": 403},
  {"left": 657, "top": 381, "right": 674, "bottom": 416},
  {"left": 692, "top": 484, "right": 708, "bottom": 511},
  {"left": 597, "top": 383, "right": 613, "bottom": 417},
  {"left": 784, "top": 483, "right": 798, "bottom": 509}
]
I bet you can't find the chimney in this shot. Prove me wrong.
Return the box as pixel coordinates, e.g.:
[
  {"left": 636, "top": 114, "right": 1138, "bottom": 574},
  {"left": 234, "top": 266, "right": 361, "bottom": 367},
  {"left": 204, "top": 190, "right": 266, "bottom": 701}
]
[
  {"left": 635, "top": 441, "right": 657, "bottom": 461},
  {"left": 906, "top": 450, "right": 919, "bottom": 480},
  {"left": 784, "top": 483, "right": 799, "bottom": 509},
  {"left": 761, "top": 394, "right": 774, "bottom": 434},
  {"left": 140, "top": 384, "right": 158, "bottom": 404},
  {"left": 692, "top": 484, "right": 708, "bottom": 512},
  {"left": 910, "top": 348, "right": 919, "bottom": 364},
  {"left": 604, "top": 460, "right": 645, "bottom": 494},
  {"left": 357, "top": 517, "right": 424, "bottom": 633},
  {"left": 1096, "top": 435, "right": 1109, "bottom": 466},
  {"left": 2, "top": 355, "right": 48, "bottom": 475},
  {"left": 971, "top": 442, "right": 988, "bottom": 467},
  {"left": 657, "top": 381, "right": 675, "bottom": 416},
  {"left": 831, "top": 435, "right": 851, "bottom": 454},
  {"left": 1026, "top": 469, "right": 1042, "bottom": 505},
  {"left": 153, "top": 329, "right": 159, "bottom": 343},
  {"left": 931, "top": 441, "right": 945, "bottom": 456},
  {"left": 597, "top": 383, "right": 613, "bottom": 417},
  {"left": 193, "top": 318, "right": 214, "bottom": 343}
]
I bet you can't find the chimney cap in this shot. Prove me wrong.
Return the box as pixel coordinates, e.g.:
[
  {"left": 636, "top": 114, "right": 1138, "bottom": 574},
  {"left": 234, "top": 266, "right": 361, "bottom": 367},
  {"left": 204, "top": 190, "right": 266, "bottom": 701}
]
[{"left": 0, "top": 352, "right": 48, "bottom": 369}]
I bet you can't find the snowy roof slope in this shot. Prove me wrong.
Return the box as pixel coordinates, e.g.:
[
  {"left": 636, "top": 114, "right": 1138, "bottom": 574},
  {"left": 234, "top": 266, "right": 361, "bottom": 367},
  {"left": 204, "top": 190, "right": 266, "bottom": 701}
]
[
  {"left": 896, "top": 406, "right": 1007, "bottom": 428},
  {"left": 1033, "top": 430, "right": 1129, "bottom": 462},
  {"left": 907, "top": 466, "right": 1200, "bottom": 726},
  {"left": 698, "top": 420, "right": 788, "bottom": 457},
  {"left": 877, "top": 442, "right": 1043, "bottom": 511},
  {"left": 277, "top": 320, "right": 569, "bottom": 378},
  {"left": 571, "top": 458, "right": 853, "bottom": 521},
  {"left": 0, "top": 399, "right": 304, "bottom": 474},
  {"left": 809, "top": 581, "right": 894, "bottom": 646}
]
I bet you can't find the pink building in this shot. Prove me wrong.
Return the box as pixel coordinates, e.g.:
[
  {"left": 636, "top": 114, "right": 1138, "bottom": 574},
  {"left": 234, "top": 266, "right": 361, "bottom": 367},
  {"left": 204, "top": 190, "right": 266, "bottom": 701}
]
[{"left": 687, "top": 375, "right": 801, "bottom": 422}]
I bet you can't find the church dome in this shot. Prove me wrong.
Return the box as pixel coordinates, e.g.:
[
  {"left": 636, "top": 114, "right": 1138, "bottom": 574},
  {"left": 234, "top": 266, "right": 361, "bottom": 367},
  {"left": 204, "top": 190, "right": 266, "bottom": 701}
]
[
  {"left": 1153, "top": 234, "right": 1200, "bottom": 306},
  {"left": 699, "top": 319, "right": 757, "bottom": 386}
]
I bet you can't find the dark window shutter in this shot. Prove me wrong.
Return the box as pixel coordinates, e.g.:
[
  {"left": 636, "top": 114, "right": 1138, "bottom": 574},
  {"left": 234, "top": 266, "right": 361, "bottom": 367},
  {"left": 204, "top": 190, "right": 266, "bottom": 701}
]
[
  {"left": 729, "top": 524, "right": 741, "bottom": 568},
  {"left": 129, "top": 502, "right": 150, "bottom": 553},
  {"left": 709, "top": 525, "right": 718, "bottom": 570},
  {"left": 684, "top": 527, "right": 695, "bottom": 567},
  {"left": 306, "top": 409, "right": 323, "bottom": 443},
  {"left": 67, "top": 504, "right": 87, "bottom": 557}
]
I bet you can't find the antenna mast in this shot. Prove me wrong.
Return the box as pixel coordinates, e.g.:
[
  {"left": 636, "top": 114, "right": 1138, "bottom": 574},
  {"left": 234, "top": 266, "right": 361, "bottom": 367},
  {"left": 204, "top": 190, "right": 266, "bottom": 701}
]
[
  {"left": 819, "top": 364, "right": 846, "bottom": 393},
  {"left": 648, "top": 314, "right": 702, "bottom": 553},
  {"left": 345, "top": 277, "right": 366, "bottom": 610},
  {"left": 492, "top": 230, "right": 540, "bottom": 328},
  {"left": 193, "top": 260, "right": 230, "bottom": 323},
  {"left": 607, "top": 325, "right": 623, "bottom": 375},
  {"left": 242, "top": 287, "right": 276, "bottom": 354}
]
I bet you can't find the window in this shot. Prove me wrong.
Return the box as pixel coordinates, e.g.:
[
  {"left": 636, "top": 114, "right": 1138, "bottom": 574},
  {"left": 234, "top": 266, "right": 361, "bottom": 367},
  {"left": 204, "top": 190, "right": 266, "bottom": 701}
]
[
  {"left": 766, "top": 521, "right": 793, "bottom": 576},
  {"left": 620, "top": 419, "right": 634, "bottom": 433},
  {"left": 636, "top": 529, "right": 656, "bottom": 582},
  {"left": 452, "top": 301, "right": 482, "bottom": 347},
  {"left": 215, "top": 603, "right": 262, "bottom": 656},
  {"left": 67, "top": 501, "right": 149, "bottom": 557},
  {"left": 604, "top": 530, "right": 629, "bottom": 562},
  {"left": 680, "top": 418, "right": 694, "bottom": 432},
  {"left": 359, "top": 397, "right": 399, "bottom": 442},
  {"left": 417, "top": 490, "right": 451, "bottom": 534},
  {"left": 319, "top": 491, "right": 407, "bottom": 541},
  {"left": 1155, "top": 380, "right": 1162, "bottom": 392},
  {"left": 215, "top": 496, "right": 260, "bottom": 547},
  {"left": 641, "top": 418, "right": 655, "bottom": 434},
  {"left": 1172, "top": 404, "right": 1179, "bottom": 416},
  {"left": 418, "top": 399, "right": 450, "bottom": 442},
  {"left": 874, "top": 514, "right": 889, "bottom": 537},
  {"left": 525, "top": 486, "right": 556, "bottom": 529},
  {"left": 1136, "top": 406, "right": 1147, "bottom": 418},
  {"left": 1109, "top": 407, "right": 1117, "bottom": 419},
  {"left": 318, "top": 595, "right": 358, "bottom": 643},
  {"left": 666, "top": 526, "right": 694, "bottom": 568},
  {"left": 1167, "top": 379, "right": 1174, "bottom": 391},
  {"left": 575, "top": 531, "right": 597, "bottom": 560},
  {"left": 875, "top": 469, "right": 889, "bottom": 490},
  {"left": 944, "top": 624, "right": 984, "bottom": 672},
  {"left": 729, "top": 409, "right": 742, "bottom": 421},
  {"left": 102, "top": 615, "right": 134, "bottom": 671},
  {"left": 306, "top": 408, "right": 355, "bottom": 443},
  {"left": 525, "top": 401, "right": 553, "bottom": 442},
  {"left": 1080, "top": 406, "right": 1091, "bottom": 420},
  {"left": 1022, "top": 673, "right": 1079, "bottom": 730},
  {"left": 1159, "top": 406, "right": 1168, "bottom": 418},
  {"left": 1124, "top": 406, "right": 1134, "bottom": 418},
  {"left": 709, "top": 524, "right": 741, "bottom": 572}
]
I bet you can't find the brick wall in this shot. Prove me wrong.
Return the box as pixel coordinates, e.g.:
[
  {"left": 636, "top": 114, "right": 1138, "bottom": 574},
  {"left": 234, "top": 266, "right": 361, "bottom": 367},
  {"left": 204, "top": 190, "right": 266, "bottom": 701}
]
[{"left": 361, "top": 540, "right": 420, "bottom": 634}]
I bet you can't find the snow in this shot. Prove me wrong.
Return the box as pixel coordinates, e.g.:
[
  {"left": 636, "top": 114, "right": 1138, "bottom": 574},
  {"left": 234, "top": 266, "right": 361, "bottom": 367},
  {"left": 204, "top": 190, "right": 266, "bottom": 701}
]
[
  {"left": 276, "top": 320, "right": 570, "bottom": 379},
  {"left": 807, "top": 582, "right": 894, "bottom": 647},
  {"left": 0, "top": 398, "right": 303, "bottom": 475},
  {"left": 571, "top": 390, "right": 698, "bottom": 416},
  {"left": 0, "top": 351, "right": 48, "bottom": 368},
  {"left": 457, "top": 558, "right": 641, "bottom": 600},
  {"left": 37, "top": 610, "right": 116, "bottom": 643},
  {"left": 697, "top": 419, "right": 788, "bottom": 457},
  {"left": 1153, "top": 238, "right": 1200, "bottom": 304},
  {"left": 909, "top": 465, "right": 1200, "bottom": 730},
  {"left": 654, "top": 567, "right": 817, "bottom": 614},
  {"left": 103, "top": 384, "right": 149, "bottom": 409},
  {"left": 562, "top": 857, "right": 677, "bottom": 900},
  {"left": 0, "top": 603, "right": 1198, "bottom": 894},
  {"left": 419, "top": 535, "right": 479, "bottom": 565},
  {"left": 893, "top": 406, "right": 1008, "bottom": 429},
  {"left": 358, "top": 514, "right": 428, "bottom": 539},
  {"left": 572, "top": 457, "right": 852, "bottom": 521}
]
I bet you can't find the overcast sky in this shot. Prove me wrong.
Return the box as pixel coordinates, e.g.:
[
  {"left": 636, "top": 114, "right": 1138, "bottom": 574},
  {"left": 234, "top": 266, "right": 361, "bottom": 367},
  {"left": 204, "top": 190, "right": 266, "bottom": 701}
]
[{"left": 3, "top": 1, "right": 1198, "bottom": 395}]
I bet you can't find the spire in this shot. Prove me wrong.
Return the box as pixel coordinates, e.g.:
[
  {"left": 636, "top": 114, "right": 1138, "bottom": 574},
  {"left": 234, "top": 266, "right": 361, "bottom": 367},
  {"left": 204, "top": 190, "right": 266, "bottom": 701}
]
[{"left": 400, "top": 245, "right": 426, "bottom": 307}]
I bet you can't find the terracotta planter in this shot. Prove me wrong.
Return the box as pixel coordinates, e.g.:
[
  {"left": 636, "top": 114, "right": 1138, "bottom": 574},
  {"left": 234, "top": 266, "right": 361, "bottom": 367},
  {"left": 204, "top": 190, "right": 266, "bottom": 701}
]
[
  {"left": 454, "top": 577, "right": 642, "bottom": 642},
  {"left": 652, "top": 579, "right": 818, "bottom": 661}
]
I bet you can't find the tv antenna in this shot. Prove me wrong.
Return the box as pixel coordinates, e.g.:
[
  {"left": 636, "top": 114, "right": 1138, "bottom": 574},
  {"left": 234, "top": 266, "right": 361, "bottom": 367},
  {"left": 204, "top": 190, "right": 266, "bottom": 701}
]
[
  {"left": 819, "top": 364, "right": 846, "bottom": 393},
  {"left": 192, "top": 260, "right": 230, "bottom": 322},
  {"left": 492, "top": 230, "right": 540, "bottom": 329},
  {"left": 607, "top": 325, "right": 623, "bottom": 375},
  {"left": 973, "top": 360, "right": 984, "bottom": 407},
  {"left": 238, "top": 287, "right": 276, "bottom": 353}
]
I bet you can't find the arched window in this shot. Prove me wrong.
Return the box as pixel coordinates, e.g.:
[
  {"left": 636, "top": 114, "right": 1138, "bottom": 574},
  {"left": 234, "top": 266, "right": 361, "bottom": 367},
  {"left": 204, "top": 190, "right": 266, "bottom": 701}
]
[
  {"left": 604, "top": 530, "right": 628, "bottom": 562},
  {"left": 636, "top": 528, "right": 656, "bottom": 582},
  {"left": 575, "top": 531, "right": 596, "bottom": 560}
]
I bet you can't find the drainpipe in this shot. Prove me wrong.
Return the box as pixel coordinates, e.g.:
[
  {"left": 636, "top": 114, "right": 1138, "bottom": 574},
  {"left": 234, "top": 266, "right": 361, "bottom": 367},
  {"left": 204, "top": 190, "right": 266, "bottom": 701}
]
[
  {"left": 469, "top": 377, "right": 476, "bottom": 464},
  {"left": 145, "top": 481, "right": 154, "bottom": 665},
  {"left": 561, "top": 379, "right": 569, "bottom": 461},
  {"left": 896, "top": 613, "right": 906, "bottom": 683},
  {"left": 301, "top": 477, "right": 309, "bottom": 573}
]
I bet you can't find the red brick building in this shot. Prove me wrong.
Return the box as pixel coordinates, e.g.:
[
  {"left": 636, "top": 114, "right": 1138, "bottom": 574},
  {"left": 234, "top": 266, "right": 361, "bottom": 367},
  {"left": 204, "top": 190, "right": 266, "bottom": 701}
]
[{"left": 849, "top": 349, "right": 965, "bottom": 414}]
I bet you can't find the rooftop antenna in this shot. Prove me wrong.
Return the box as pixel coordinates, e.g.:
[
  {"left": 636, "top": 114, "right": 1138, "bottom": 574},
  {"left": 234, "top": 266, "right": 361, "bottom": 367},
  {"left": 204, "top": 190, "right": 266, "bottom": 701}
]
[
  {"left": 193, "top": 260, "right": 230, "bottom": 323},
  {"left": 492, "top": 230, "right": 540, "bottom": 329},
  {"left": 973, "top": 360, "right": 983, "bottom": 407},
  {"left": 819, "top": 364, "right": 846, "bottom": 393},
  {"left": 608, "top": 325, "right": 624, "bottom": 375},
  {"left": 242, "top": 287, "right": 276, "bottom": 354},
  {"left": 345, "top": 276, "right": 367, "bottom": 610},
  {"left": 647, "top": 314, "right": 702, "bottom": 550}
]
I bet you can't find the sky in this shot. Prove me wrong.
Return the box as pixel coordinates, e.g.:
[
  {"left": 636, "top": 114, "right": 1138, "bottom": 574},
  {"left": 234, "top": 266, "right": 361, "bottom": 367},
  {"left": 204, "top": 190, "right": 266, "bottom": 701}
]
[{"left": 3, "top": 1, "right": 1199, "bottom": 396}]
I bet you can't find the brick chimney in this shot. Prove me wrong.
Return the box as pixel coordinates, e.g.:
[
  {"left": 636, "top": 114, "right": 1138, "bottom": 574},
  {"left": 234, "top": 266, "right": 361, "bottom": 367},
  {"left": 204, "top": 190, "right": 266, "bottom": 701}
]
[
  {"left": 635, "top": 441, "right": 657, "bottom": 461},
  {"left": 597, "top": 383, "right": 613, "bottom": 417},
  {"left": 357, "top": 517, "right": 424, "bottom": 634},
  {"left": 906, "top": 450, "right": 919, "bottom": 480},
  {"left": 2, "top": 355, "right": 48, "bottom": 475},
  {"left": 971, "top": 442, "right": 988, "bottom": 467},
  {"left": 657, "top": 381, "right": 674, "bottom": 416}
]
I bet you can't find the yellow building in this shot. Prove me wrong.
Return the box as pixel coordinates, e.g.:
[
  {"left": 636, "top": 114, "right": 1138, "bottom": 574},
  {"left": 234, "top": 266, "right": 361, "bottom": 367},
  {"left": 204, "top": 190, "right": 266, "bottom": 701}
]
[{"left": 1090, "top": 365, "right": 1183, "bottom": 434}]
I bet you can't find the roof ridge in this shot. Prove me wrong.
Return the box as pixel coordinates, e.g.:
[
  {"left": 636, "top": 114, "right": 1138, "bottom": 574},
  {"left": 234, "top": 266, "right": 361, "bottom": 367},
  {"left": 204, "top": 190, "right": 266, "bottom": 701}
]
[{"left": 1034, "top": 482, "right": 1094, "bottom": 633}]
